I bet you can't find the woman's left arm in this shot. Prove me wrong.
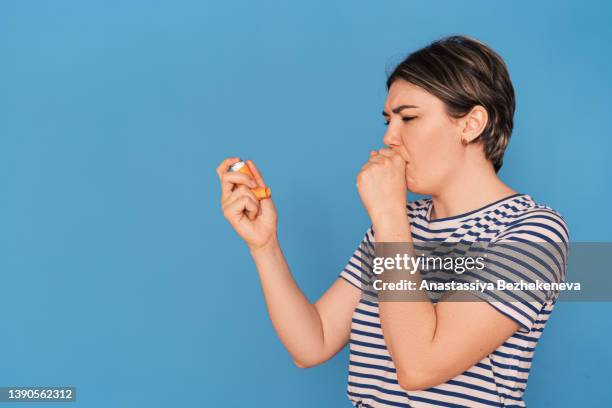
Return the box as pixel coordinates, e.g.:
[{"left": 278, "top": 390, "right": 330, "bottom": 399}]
[
  {"left": 357, "top": 148, "right": 520, "bottom": 391},
  {"left": 373, "top": 209, "right": 520, "bottom": 391}
]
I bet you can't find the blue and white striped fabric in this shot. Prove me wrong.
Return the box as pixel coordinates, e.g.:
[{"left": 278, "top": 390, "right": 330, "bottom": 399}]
[{"left": 339, "top": 193, "right": 569, "bottom": 407}]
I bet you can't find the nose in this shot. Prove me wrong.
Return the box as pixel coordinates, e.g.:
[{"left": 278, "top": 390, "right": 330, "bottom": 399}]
[{"left": 383, "top": 126, "right": 402, "bottom": 148}]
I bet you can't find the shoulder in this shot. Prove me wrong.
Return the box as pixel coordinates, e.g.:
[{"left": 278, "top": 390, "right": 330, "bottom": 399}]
[{"left": 493, "top": 194, "right": 570, "bottom": 243}]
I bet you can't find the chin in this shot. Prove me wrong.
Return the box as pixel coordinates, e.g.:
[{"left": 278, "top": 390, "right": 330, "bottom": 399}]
[
  {"left": 405, "top": 177, "right": 420, "bottom": 193},
  {"left": 406, "top": 176, "right": 430, "bottom": 196}
]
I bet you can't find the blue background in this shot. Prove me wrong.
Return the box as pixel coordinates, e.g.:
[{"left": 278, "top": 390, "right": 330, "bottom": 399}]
[{"left": 1, "top": 1, "right": 611, "bottom": 406}]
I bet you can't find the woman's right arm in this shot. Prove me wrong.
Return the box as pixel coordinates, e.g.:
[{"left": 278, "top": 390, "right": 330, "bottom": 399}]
[{"left": 216, "top": 157, "right": 361, "bottom": 368}]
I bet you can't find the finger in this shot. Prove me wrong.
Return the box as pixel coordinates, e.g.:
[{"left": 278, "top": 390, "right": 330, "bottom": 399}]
[
  {"left": 222, "top": 186, "right": 254, "bottom": 217},
  {"left": 376, "top": 148, "right": 396, "bottom": 158},
  {"left": 243, "top": 194, "right": 260, "bottom": 220},
  {"left": 229, "top": 195, "right": 259, "bottom": 221},
  {"left": 368, "top": 154, "right": 386, "bottom": 165},
  {"left": 216, "top": 157, "right": 242, "bottom": 178},
  {"left": 221, "top": 172, "right": 258, "bottom": 201},
  {"left": 231, "top": 184, "right": 259, "bottom": 201},
  {"left": 227, "top": 185, "right": 260, "bottom": 217},
  {"left": 258, "top": 195, "right": 275, "bottom": 216},
  {"left": 377, "top": 148, "right": 405, "bottom": 164},
  {"left": 246, "top": 160, "right": 267, "bottom": 188},
  {"left": 225, "top": 193, "right": 259, "bottom": 221}
]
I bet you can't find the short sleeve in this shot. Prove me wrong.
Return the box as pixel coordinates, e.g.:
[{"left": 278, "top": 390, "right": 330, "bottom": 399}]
[
  {"left": 339, "top": 226, "right": 375, "bottom": 290},
  {"left": 460, "top": 208, "right": 570, "bottom": 333}
]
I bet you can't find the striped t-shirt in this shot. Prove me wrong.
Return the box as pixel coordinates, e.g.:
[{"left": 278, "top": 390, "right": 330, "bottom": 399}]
[{"left": 339, "top": 193, "right": 569, "bottom": 408}]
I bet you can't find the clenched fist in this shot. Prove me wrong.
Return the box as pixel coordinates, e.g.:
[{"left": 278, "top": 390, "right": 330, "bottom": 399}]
[{"left": 356, "top": 148, "right": 408, "bottom": 222}]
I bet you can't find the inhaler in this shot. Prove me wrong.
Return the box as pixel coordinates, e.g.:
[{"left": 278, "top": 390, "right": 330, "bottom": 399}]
[{"left": 228, "top": 160, "right": 271, "bottom": 200}]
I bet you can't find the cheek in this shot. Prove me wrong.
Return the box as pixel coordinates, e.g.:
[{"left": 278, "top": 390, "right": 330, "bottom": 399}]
[
  {"left": 401, "top": 129, "right": 444, "bottom": 173},
  {"left": 401, "top": 125, "right": 459, "bottom": 192}
]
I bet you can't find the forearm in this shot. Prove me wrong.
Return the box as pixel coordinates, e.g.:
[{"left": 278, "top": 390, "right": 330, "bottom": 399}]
[
  {"left": 373, "top": 211, "right": 438, "bottom": 384},
  {"left": 249, "top": 237, "right": 325, "bottom": 366},
  {"left": 379, "top": 290, "right": 438, "bottom": 385}
]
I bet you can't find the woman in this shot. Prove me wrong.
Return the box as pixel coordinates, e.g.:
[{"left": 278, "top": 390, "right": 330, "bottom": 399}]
[{"left": 217, "top": 35, "right": 569, "bottom": 407}]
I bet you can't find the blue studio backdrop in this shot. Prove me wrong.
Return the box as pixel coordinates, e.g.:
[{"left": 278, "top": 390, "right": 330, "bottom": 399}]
[{"left": 1, "top": 1, "right": 611, "bottom": 407}]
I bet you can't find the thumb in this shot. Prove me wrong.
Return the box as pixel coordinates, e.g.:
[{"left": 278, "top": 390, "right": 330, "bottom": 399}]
[{"left": 259, "top": 197, "right": 276, "bottom": 215}]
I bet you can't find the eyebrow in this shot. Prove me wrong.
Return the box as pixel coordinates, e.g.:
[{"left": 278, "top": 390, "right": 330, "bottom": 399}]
[{"left": 382, "top": 104, "right": 420, "bottom": 117}]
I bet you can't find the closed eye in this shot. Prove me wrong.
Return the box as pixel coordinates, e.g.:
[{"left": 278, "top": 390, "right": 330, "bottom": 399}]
[{"left": 383, "top": 116, "right": 416, "bottom": 126}]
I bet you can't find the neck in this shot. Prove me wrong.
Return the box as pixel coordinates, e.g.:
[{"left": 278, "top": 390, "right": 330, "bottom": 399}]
[{"left": 429, "top": 160, "right": 516, "bottom": 221}]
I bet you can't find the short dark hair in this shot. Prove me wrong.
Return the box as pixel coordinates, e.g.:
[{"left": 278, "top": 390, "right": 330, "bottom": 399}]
[{"left": 386, "top": 35, "right": 515, "bottom": 173}]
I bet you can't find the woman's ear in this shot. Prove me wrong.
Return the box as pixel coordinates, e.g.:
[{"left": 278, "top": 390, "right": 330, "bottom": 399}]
[{"left": 461, "top": 105, "right": 488, "bottom": 143}]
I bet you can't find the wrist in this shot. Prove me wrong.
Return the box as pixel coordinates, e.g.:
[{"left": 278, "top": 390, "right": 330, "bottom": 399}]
[
  {"left": 370, "top": 205, "right": 407, "bottom": 226},
  {"left": 248, "top": 234, "right": 280, "bottom": 257},
  {"left": 371, "top": 210, "right": 412, "bottom": 242}
]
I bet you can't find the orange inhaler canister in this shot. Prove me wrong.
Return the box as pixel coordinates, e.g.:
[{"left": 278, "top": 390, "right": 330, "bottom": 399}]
[{"left": 228, "top": 160, "right": 271, "bottom": 200}]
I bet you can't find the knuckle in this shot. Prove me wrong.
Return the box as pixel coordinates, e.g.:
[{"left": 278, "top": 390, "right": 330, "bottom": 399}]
[
  {"left": 217, "top": 158, "right": 230, "bottom": 172},
  {"left": 234, "top": 173, "right": 249, "bottom": 183}
]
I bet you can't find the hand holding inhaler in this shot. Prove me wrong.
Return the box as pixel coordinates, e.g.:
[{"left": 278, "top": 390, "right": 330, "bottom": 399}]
[{"left": 217, "top": 157, "right": 277, "bottom": 251}]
